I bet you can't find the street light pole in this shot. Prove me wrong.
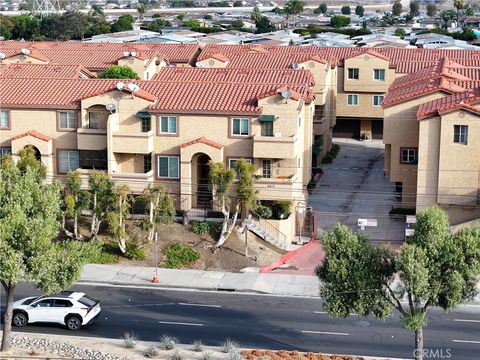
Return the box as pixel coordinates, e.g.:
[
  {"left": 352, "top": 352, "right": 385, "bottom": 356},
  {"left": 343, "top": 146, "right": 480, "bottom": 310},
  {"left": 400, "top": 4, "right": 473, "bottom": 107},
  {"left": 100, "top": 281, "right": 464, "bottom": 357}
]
[{"left": 152, "top": 232, "right": 159, "bottom": 283}]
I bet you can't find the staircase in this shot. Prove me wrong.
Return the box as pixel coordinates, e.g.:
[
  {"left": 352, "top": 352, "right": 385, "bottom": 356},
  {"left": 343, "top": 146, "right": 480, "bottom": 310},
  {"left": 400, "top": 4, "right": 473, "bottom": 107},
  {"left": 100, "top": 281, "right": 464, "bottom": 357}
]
[{"left": 245, "top": 211, "right": 287, "bottom": 250}]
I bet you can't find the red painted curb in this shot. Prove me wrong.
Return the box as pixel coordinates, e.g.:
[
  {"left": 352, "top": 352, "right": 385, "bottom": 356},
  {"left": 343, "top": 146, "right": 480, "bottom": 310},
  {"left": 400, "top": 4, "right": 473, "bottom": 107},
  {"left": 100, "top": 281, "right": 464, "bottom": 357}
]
[{"left": 259, "top": 240, "right": 318, "bottom": 273}]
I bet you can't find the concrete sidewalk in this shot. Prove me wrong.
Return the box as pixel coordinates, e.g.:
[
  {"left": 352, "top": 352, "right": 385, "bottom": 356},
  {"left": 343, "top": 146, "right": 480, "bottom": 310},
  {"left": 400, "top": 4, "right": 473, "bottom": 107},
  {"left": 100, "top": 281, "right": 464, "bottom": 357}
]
[{"left": 79, "top": 264, "right": 321, "bottom": 297}]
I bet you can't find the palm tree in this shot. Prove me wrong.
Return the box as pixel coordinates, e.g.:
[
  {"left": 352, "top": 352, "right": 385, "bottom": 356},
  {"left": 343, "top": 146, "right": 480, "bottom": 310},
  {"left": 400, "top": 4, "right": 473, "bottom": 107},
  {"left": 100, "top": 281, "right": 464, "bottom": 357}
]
[
  {"left": 285, "top": 0, "right": 305, "bottom": 27},
  {"left": 137, "top": 4, "right": 147, "bottom": 23},
  {"left": 454, "top": 0, "right": 464, "bottom": 20}
]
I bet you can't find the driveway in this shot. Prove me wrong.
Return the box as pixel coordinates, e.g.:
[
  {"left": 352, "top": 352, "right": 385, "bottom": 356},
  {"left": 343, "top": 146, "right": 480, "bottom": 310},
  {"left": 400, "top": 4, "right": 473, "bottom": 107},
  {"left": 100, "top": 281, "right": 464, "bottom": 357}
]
[{"left": 309, "top": 139, "right": 404, "bottom": 242}]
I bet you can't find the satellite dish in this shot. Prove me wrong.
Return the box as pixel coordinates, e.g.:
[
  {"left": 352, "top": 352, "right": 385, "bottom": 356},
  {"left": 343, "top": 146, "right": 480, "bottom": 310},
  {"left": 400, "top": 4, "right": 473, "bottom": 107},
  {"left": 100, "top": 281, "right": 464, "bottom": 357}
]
[
  {"left": 130, "top": 51, "right": 137, "bottom": 57},
  {"left": 292, "top": 63, "right": 302, "bottom": 70},
  {"left": 116, "top": 82, "right": 125, "bottom": 91},
  {"left": 0, "top": 53, "right": 5, "bottom": 59},
  {"left": 281, "top": 90, "right": 293, "bottom": 99},
  {"left": 105, "top": 103, "right": 116, "bottom": 113},
  {"left": 127, "top": 83, "right": 140, "bottom": 92},
  {"left": 195, "top": 62, "right": 204, "bottom": 68},
  {"left": 123, "top": 51, "right": 130, "bottom": 57},
  {"left": 21, "top": 48, "right": 30, "bottom": 55}
]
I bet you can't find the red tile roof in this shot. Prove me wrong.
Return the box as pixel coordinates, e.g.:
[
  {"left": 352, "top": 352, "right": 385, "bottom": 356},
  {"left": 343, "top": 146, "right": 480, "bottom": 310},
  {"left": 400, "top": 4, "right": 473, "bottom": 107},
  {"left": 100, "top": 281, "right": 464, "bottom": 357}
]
[
  {"left": 344, "top": 49, "right": 390, "bottom": 61},
  {"left": 11, "top": 130, "right": 53, "bottom": 142},
  {"left": 417, "top": 88, "right": 480, "bottom": 120},
  {"left": 181, "top": 137, "right": 224, "bottom": 149},
  {"left": 152, "top": 67, "right": 315, "bottom": 86},
  {"left": 0, "top": 63, "right": 96, "bottom": 79}
]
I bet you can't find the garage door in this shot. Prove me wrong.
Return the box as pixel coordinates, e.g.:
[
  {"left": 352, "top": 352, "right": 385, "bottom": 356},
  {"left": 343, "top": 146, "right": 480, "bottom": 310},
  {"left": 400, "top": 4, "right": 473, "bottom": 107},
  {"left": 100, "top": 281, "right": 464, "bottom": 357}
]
[
  {"left": 333, "top": 118, "right": 360, "bottom": 139},
  {"left": 372, "top": 120, "right": 383, "bottom": 140}
]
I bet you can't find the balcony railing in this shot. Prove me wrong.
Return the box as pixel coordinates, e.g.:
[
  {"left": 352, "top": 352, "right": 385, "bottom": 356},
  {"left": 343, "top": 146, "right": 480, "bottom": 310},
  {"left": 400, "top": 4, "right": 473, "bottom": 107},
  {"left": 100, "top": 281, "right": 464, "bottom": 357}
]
[
  {"left": 77, "top": 128, "right": 107, "bottom": 150},
  {"left": 111, "top": 130, "right": 154, "bottom": 154},
  {"left": 253, "top": 134, "right": 296, "bottom": 159}
]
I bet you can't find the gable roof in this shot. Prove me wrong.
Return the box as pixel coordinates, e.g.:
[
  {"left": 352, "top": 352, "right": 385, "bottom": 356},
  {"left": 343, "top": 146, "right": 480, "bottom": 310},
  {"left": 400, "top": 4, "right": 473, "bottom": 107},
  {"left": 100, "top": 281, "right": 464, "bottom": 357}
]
[
  {"left": 344, "top": 49, "right": 390, "bottom": 61},
  {"left": 181, "top": 137, "right": 224, "bottom": 149},
  {"left": 11, "top": 130, "right": 53, "bottom": 142},
  {"left": 417, "top": 88, "right": 480, "bottom": 120}
]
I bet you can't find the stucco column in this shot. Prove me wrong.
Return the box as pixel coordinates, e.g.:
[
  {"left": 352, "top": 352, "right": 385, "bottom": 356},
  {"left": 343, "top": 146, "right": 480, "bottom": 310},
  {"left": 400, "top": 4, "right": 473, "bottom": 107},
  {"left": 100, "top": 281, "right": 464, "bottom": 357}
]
[
  {"left": 180, "top": 159, "right": 192, "bottom": 211},
  {"left": 107, "top": 113, "right": 119, "bottom": 175}
]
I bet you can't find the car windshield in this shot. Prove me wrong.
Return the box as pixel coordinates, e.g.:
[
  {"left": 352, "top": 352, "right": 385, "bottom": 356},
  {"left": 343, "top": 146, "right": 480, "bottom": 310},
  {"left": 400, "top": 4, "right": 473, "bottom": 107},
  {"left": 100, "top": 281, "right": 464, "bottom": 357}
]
[
  {"left": 78, "top": 295, "right": 98, "bottom": 308},
  {"left": 23, "top": 296, "right": 43, "bottom": 305}
]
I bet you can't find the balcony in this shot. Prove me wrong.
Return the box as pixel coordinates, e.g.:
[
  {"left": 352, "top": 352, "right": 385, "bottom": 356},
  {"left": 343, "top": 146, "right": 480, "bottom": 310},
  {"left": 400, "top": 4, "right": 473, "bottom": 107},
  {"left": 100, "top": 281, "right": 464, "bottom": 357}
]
[
  {"left": 111, "top": 130, "right": 154, "bottom": 154},
  {"left": 253, "top": 134, "right": 296, "bottom": 159},
  {"left": 254, "top": 174, "right": 298, "bottom": 199},
  {"left": 112, "top": 170, "right": 154, "bottom": 192},
  {"left": 77, "top": 128, "right": 107, "bottom": 150}
]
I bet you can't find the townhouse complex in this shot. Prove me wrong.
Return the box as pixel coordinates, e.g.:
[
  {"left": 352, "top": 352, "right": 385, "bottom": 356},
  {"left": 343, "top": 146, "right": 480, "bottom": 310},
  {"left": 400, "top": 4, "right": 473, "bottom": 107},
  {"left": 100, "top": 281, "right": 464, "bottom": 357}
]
[{"left": 1, "top": 41, "right": 480, "bottom": 244}]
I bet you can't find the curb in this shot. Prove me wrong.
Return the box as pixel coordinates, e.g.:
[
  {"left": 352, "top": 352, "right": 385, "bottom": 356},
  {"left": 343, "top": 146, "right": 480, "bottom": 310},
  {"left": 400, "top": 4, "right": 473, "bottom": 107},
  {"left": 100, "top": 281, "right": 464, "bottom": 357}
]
[{"left": 259, "top": 240, "right": 318, "bottom": 273}]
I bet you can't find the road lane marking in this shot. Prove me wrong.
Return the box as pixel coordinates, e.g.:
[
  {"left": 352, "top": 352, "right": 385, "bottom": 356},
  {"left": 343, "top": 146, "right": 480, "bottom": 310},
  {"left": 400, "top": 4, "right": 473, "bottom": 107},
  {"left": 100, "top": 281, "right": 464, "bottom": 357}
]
[
  {"left": 301, "top": 330, "right": 349, "bottom": 336},
  {"left": 178, "top": 302, "right": 222, "bottom": 308},
  {"left": 314, "top": 311, "right": 358, "bottom": 316},
  {"left": 453, "top": 339, "right": 480, "bottom": 344},
  {"left": 158, "top": 321, "right": 204, "bottom": 327},
  {"left": 453, "top": 318, "right": 480, "bottom": 323}
]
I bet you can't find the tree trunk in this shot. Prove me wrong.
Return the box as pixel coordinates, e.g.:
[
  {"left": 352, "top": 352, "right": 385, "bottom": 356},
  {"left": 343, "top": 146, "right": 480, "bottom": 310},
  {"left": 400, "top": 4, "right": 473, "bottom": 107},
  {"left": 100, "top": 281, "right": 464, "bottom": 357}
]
[
  {"left": 90, "top": 192, "right": 97, "bottom": 236},
  {"left": 414, "top": 327, "right": 424, "bottom": 360},
  {"left": 1, "top": 282, "right": 15, "bottom": 352},
  {"left": 73, "top": 213, "right": 78, "bottom": 239}
]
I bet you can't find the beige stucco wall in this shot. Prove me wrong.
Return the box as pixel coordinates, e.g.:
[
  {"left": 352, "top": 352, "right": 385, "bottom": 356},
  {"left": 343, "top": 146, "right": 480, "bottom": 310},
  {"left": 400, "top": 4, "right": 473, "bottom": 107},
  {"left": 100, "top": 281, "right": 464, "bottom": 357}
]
[{"left": 343, "top": 55, "right": 393, "bottom": 93}]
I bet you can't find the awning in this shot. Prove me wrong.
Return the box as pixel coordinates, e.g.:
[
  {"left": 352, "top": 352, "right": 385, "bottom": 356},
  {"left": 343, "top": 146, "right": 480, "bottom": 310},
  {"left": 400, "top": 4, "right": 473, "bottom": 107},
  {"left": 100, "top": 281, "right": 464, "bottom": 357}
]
[
  {"left": 259, "top": 115, "right": 277, "bottom": 122},
  {"left": 136, "top": 111, "right": 151, "bottom": 119}
]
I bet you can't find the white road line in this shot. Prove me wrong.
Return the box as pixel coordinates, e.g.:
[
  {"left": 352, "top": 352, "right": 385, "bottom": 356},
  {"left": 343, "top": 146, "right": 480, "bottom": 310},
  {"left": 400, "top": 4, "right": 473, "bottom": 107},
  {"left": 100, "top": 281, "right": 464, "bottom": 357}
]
[
  {"left": 158, "top": 321, "right": 204, "bottom": 327},
  {"left": 454, "top": 318, "right": 480, "bottom": 323},
  {"left": 452, "top": 339, "right": 480, "bottom": 344},
  {"left": 178, "top": 302, "right": 222, "bottom": 308},
  {"left": 314, "top": 311, "right": 358, "bottom": 316},
  {"left": 301, "top": 330, "right": 349, "bottom": 336}
]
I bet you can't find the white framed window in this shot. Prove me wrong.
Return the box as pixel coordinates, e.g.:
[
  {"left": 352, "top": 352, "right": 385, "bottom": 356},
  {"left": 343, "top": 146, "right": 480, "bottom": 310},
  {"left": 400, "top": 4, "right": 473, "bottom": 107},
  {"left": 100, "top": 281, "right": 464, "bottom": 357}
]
[
  {"left": 373, "top": 69, "right": 385, "bottom": 81},
  {"left": 262, "top": 160, "right": 271, "bottom": 178},
  {"left": 58, "top": 150, "right": 80, "bottom": 173},
  {"left": 347, "top": 94, "right": 359, "bottom": 106},
  {"left": 454, "top": 125, "right": 468, "bottom": 145},
  {"left": 0, "top": 110, "right": 9, "bottom": 128},
  {"left": 228, "top": 158, "right": 252, "bottom": 169},
  {"left": 231, "top": 118, "right": 249, "bottom": 136},
  {"left": 157, "top": 156, "right": 179, "bottom": 178},
  {"left": 373, "top": 95, "right": 384, "bottom": 107},
  {"left": 400, "top": 148, "right": 417, "bottom": 164},
  {"left": 59, "top": 111, "right": 77, "bottom": 129},
  {"left": 159, "top": 116, "right": 177, "bottom": 134},
  {"left": 348, "top": 68, "right": 359, "bottom": 80},
  {"left": 0, "top": 147, "right": 12, "bottom": 157}
]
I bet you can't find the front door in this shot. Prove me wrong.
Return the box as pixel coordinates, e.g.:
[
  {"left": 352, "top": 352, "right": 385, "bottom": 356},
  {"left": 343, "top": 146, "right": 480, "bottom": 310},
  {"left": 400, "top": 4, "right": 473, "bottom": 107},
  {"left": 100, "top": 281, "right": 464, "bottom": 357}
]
[{"left": 197, "top": 154, "right": 212, "bottom": 208}]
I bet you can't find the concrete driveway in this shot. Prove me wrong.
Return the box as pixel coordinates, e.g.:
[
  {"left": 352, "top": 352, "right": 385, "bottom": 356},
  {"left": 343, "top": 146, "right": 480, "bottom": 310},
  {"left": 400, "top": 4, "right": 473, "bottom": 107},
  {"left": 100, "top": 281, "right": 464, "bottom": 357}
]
[{"left": 309, "top": 139, "right": 404, "bottom": 242}]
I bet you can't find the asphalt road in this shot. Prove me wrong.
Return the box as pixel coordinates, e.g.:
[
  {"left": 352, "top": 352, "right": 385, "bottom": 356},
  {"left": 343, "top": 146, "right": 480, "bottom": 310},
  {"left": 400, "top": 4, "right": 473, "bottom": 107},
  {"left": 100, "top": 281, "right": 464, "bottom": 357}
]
[{"left": 2, "top": 283, "right": 480, "bottom": 359}]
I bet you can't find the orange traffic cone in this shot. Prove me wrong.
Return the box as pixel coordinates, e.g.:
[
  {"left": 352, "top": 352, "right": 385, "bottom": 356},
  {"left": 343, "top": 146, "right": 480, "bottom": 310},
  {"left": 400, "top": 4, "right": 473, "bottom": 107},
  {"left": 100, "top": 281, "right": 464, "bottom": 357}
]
[{"left": 152, "top": 271, "right": 158, "bottom": 283}]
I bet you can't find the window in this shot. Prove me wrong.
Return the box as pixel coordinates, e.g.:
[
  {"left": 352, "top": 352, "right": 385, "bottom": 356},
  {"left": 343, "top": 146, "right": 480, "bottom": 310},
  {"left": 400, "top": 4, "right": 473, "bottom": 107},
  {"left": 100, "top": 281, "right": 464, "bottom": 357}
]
[
  {"left": 228, "top": 158, "right": 252, "bottom": 178},
  {"left": 373, "top": 69, "right": 385, "bottom": 81},
  {"left": 261, "top": 121, "right": 273, "bottom": 136},
  {"left": 400, "top": 148, "right": 417, "bottom": 164},
  {"left": 373, "top": 95, "right": 384, "bottom": 107},
  {"left": 59, "top": 111, "right": 76, "bottom": 130},
  {"left": 348, "top": 68, "right": 359, "bottom": 80},
  {"left": 347, "top": 94, "right": 359, "bottom": 106},
  {"left": 58, "top": 150, "right": 80, "bottom": 173},
  {"left": 141, "top": 118, "right": 151, "bottom": 133},
  {"left": 0, "top": 110, "right": 9, "bottom": 128},
  {"left": 454, "top": 125, "right": 468, "bottom": 145},
  {"left": 159, "top": 116, "right": 177, "bottom": 134},
  {"left": 0, "top": 148, "right": 12, "bottom": 157},
  {"left": 231, "top": 118, "right": 249, "bottom": 136},
  {"left": 54, "top": 299, "right": 73, "bottom": 307},
  {"left": 157, "top": 156, "right": 179, "bottom": 178},
  {"left": 262, "top": 160, "right": 271, "bottom": 178},
  {"left": 34, "top": 299, "right": 54, "bottom": 308},
  {"left": 79, "top": 150, "right": 107, "bottom": 170},
  {"left": 144, "top": 154, "right": 152, "bottom": 173}
]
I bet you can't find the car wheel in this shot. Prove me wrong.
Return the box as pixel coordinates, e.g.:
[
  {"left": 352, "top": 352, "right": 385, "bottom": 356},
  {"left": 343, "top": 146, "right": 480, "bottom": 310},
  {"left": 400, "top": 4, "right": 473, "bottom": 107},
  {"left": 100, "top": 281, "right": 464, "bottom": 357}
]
[
  {"left": 66, "top": 316, "right": 82, "bottom": 331},
  {"left": 13, "top": 312, "right": 28, "bottom": 327}
]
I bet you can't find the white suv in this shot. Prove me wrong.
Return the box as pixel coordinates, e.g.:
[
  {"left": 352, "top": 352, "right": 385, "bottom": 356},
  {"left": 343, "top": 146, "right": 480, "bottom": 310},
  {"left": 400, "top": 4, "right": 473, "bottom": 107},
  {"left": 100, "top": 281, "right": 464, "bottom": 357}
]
[{"left": 12, "top": 291, "right": 101, "bottom": 331}]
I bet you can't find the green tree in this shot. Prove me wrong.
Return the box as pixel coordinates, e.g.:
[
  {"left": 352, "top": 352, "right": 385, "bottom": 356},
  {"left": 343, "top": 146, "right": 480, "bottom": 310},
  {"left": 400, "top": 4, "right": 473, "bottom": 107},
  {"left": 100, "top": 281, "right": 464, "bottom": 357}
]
[
  {"left": 176, "top": 13, "right": 186, "bottom": 21},
  {"left": 87, "top": 15, "right": 111, "bottom": 37},
  {"left": 0, "top": 163, "right": 89, "bottom": 351},
  {"left": 440, "top": 9, "right": 457, "bottom": 28},
  {"left": 137, "top": 3, "right": 147, "bottom": 22},
  {"left": 61, "top": 10, "right": 89, "bottom": 40},
  {"left": 140, "top": 184, "right": 175, "bottom": 242},
  {"left": 319, "top": 3, "right": 327, "bottom": 14},
  {"left": 409, "top": 1, "right": 420, "bottom": 17},
  {"left": 355, "top": 5, "right": 364, "bottom": 17},
  {"left": 0, "top": 22, "right": 12, "bottom": 39},
  {"left": 17, "top": 146, "right": 46, "bottom": 181},
  {"left": 426, "top": 3, "right": 437, "bottom": 17},
  {"left": 316, "top": 207, "right": 480, "bottom": 360},
  {"left": 233, "top": 160, "right": 257, "bottom": 218},
  {"left": 341, "top": 6, "right": 351, "bottom": 15},
  {"left": 98, "top": 65, "right": 140, "bottom": 80},
  {"left": 111, "top": 14, "right": 134, "bottom": 32},
  {"left": 231, "top": 19, "right": 244, "bottom": 29},
  {"left": 251, "top": 6, "right": 262, "bottom": 23},
  {"left": 204, "top": 14, "right": 213, "bottom": 20},
  {"left": 11, "top": 15, "right": 40, "bottom": 40},
  {"left": 64, "top": 171, "right": 90, "bottom": 240},
  {"left": 88, "top": 172, "right": 115, "bottom": 239},
  {"left": 149, "top": 18, "right": 171, "bottom": 32},
  {"left": 330, "top": 15, "right": 350, "bottom": 28},
  {"left": 90, "top": 4, "right": 104, "bottom": 16},
  {"left": 182, "top": 19, "right": 201, "bottom": 28},
  {"left": 255, "top": 16, "right": 276, "bottom": 33},
  {"left": 285, "top": 0, "right": 305, "bottom": 27},
  {"left": 454, "top": 0, "right": 464, "bottom": 19},
  {"left": 107, "top": 185, "right": 131, "bottom": 253},
  {"left": 464, "top": 4, "right": 475, "bottom": 16},
  {"left": 392, "top": 1, "right": 402, "bottom": 16},
  {"left": 394, "top": 27, "right": 406, "bottom": 37},
  {"left": 233, "top": 0, "right": 243, "bottom": 7},
  {"left": 40, "top": 14, "right": 64, "bottom": 39}
]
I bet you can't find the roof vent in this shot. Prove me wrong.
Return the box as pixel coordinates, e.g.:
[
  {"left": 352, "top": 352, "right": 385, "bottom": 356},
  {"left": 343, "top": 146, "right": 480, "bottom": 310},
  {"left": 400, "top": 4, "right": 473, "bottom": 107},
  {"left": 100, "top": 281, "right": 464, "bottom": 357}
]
[
  {"left": 20, "top": 48, "right": 30, "bottom": 55},
  {"left": 195, "top": 62, "right": 204, "bottom": 68},
  {"left": 0, "top": 52, "right": 5, "bottom": 59},
  {"left": 127, "top": 83, "right": 140, "bottom": 93},
  {"left": 116, "top": 82, "right": 125, "bottom": 91}
]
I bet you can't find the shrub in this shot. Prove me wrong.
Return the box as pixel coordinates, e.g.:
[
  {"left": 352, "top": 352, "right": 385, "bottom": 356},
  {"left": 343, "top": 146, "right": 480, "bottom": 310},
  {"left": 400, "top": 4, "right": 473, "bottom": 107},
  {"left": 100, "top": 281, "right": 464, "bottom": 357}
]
[
  {"left": 271, "top": 200, "right": 292, "bottom": 219},
  {"left": 255, "top": 204, "right": 273, "bottom": 219},
  {"left": 159, "top": 334, "right": 178, "bottom": 350},
  {"left": 221, "top": 338, "right": 239, "bottom": 353},
  {"left": 144, "top": 345, "right": 159, "bottom": 358},
  {"left": 191, "top": 221, "right": 211, "bottom": 234},
  {"left": 122, "top": 331, "right": 138, "bottom": 348},
  {"left": 321, "top": 153, "right": 333, "bottom": 164},
  {"left": 200, "top": 352, "right": 213, "bottom": 360},
  {"left": 228, "top": 352, "right": 244, "bottom": 360},
  {"left": 124, "top": 239, "right": 146, "bottom": 260},
  {"left": 192, "top": 340, "right": 203, "bottom": 352},
  {"left": 170, "top": 350, "right": 184, "bottom": 360},
  {"left": 331, "top": 144, "right": 340, "bottom": 156},
  {"left": 84, "top": 241, "right": 119, "bottom": 264},
  {"left": 163, "top": 243, "right": 201, "bottom": 269}
]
